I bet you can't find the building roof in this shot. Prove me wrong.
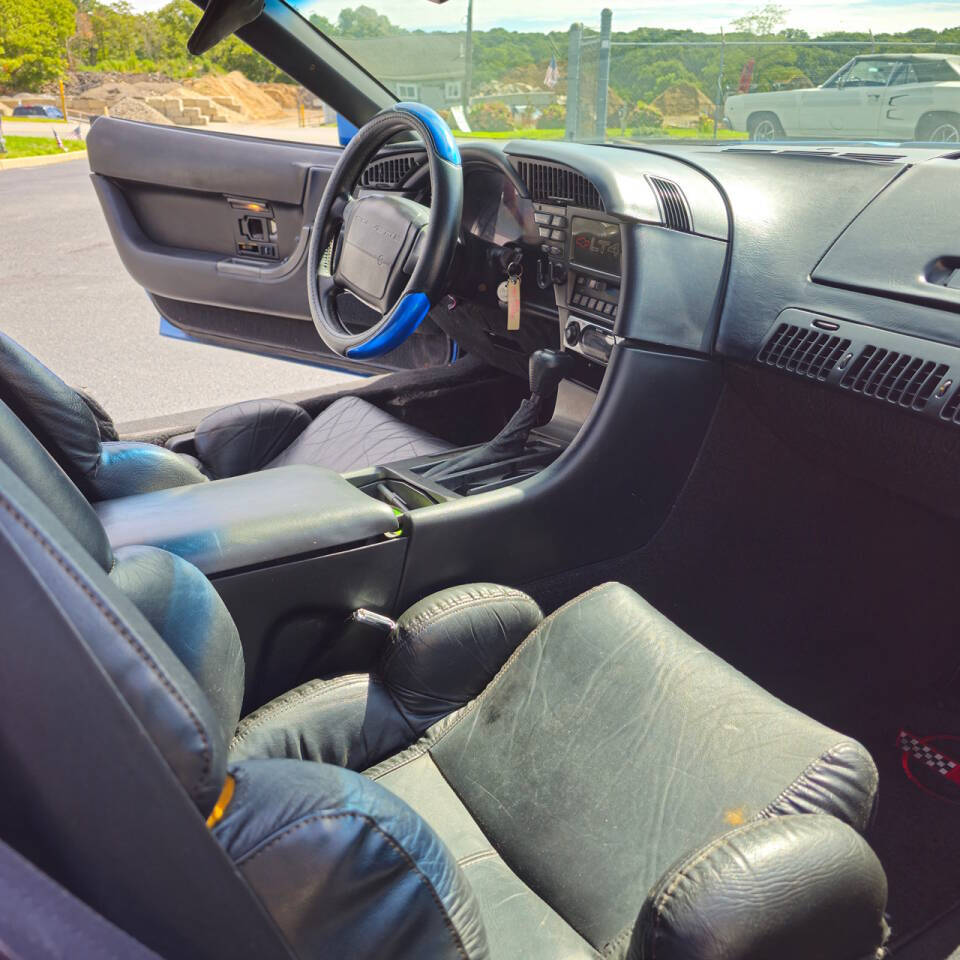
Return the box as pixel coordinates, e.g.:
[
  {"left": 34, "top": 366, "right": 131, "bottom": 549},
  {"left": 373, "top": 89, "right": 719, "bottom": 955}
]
[{"left": 339, "top": 34, "right": 466, "bottom": 83}]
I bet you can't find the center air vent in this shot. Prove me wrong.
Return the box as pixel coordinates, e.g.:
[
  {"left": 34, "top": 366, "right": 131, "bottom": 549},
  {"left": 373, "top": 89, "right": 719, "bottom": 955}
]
[
  {"left": 513, "top": 158, "right": 604, "bottom": 211},
  {"left": 361, "top": 154, "right": 422, "bottom": 188},
  {"left": 757, "top": 323, "right": 851, "bottom": 381},
  {"left": 840, "top": 346, "right": 948, "bottom": 410},
  {"left": 646, "top": 176, "right": 692, "bottom": 233}
]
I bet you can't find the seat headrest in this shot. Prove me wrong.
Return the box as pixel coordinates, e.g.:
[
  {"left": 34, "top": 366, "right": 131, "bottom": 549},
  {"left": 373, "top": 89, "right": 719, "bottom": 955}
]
[
  {"left": 0, "top": 399, "right": 112, "bottom": 570},
  {"left": 0, "top": 332, "right": 103, "bottom": 488}
]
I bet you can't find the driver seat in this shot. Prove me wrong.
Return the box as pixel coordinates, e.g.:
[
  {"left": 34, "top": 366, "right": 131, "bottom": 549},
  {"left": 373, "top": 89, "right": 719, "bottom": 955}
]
[{"left": 0, "top": 330, "right": 453, "bottom": 501}]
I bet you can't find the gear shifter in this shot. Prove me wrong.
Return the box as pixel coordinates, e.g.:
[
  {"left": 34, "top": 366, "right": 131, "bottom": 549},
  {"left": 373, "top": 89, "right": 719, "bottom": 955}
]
[{"left": 425, "top": 349, "right": 574, "bottom": 482}]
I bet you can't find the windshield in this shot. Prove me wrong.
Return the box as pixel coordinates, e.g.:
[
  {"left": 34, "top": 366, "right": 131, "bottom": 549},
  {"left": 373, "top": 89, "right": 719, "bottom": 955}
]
[{"left": 297, "top": 2, "right": 960, "bottom": 145}]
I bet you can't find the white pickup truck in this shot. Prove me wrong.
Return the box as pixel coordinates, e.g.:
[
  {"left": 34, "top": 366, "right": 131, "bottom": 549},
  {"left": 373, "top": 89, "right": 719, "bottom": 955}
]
[{"left": 725, "top": 53, "right": 960, "bottom": 142}]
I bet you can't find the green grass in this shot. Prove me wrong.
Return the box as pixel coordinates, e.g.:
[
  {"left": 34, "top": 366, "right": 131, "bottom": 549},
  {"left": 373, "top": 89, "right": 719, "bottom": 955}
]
[
  {"left": 457, "top": 126, "right": 749, "bottom": 142},
  {"left": 1, "top": 135, "right": 86, "bottom": 159},
  {"left": 4, "top": 115, "right": 66, "bottom": 123}
]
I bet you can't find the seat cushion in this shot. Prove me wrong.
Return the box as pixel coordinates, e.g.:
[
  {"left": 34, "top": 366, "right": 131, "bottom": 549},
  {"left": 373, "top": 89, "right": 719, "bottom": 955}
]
[
  {"left": 368, "top": 582, "right": 878, "bottom": 954},
  {"left": 266, "top": 396, "right": 454, "bottom": 474}
]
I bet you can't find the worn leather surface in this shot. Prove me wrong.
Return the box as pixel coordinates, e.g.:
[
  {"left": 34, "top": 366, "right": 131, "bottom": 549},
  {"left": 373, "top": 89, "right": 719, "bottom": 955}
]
[
  {"left": 266, "top": 396, "right": 454, "bottom": 473},
  {"left": 629, "top": 815, "right": 888, "bottom": 960},
  {"left": 0, "top": 331, "right": 103, "bottom": 485},
  {"left": 382, "top": 583, "right": 543, "bottom": 731},
  {"left": 231, "top": 584, "right": 540, "bottom": 771},
  {"left": 380, "top": 583, "right": 878, "bottom": 951},
  {"left": 94, "top": 464, "right": 399, "bottom": 575},
  {"left": 194, "top": 399, "right": 312, "bottom": 479},
  {"left": 90, "top": 442, "right": 208, "bottom": 501},
  {"left": 230, "top": 674, "right": 412, "bottom": 769},
  {"left": 376, "top": 753, "right": 598, "bottom": 960},
  {"left": 216, "top": 759, "right": 489, "bottom": 960},
  {"left": 0, "top": 399, "right": 113, "bottom": 570},
  {"left": 0, "top": 460, "right": 228, "bottom": 815},
  {"left": 109, "top": 544, "right": 244, "bottom": 744}
]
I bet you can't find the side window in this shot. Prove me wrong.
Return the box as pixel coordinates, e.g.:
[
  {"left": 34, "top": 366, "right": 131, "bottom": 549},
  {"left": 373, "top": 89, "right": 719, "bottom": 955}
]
[
  {"left": 888, "top": 63, "right": 916, "bottom": 86},
  {"left": 844, "top": 59, "right": 898, "bottom": 87}
]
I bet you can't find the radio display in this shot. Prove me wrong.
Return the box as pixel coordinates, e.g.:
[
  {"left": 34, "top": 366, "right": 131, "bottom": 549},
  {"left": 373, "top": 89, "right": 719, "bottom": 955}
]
[{"left": 570, "top": 218, "right": 621, "bottom": 274}]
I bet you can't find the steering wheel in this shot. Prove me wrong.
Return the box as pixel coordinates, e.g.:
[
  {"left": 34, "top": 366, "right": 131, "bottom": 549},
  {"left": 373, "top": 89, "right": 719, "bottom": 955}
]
[{"left": 307, "top": 103, "right": 463, "bottom": 358}]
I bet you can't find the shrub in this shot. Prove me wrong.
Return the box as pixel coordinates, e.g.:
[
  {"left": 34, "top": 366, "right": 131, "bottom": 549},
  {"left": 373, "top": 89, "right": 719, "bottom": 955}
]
[
  {"left": 625, "top": 101, "right": 663, "bottom": 130},
  {"left": 536, "top": 102, "right": 565, "bottom": 129},
  {"left": 467, "top": 100, "right": 514, "bottom": 132}
]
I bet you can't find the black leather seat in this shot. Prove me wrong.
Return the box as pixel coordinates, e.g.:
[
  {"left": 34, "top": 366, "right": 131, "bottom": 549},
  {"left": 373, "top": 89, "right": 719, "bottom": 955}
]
[
  {"left": 0, "top": 393, "right": 889, "bottom": 959},
  {"left": 0, "top": 330, "right": 452, "bottom": 501}
]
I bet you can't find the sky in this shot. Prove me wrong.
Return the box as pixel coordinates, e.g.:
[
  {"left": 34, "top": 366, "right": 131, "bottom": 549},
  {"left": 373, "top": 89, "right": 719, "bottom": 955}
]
[{"left": 123, "top": 0, "right": 960, "bottom": 37}]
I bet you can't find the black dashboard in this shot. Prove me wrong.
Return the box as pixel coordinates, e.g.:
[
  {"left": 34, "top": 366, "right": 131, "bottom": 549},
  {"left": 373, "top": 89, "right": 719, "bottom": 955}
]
[{"left": 361, "top": 136, "right": 960, "bottom": 432}]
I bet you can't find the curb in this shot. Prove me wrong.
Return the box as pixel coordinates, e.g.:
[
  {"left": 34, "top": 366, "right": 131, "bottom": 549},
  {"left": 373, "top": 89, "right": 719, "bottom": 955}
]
[{"left": 0, "top": 150, "right": 87, "bottom": 171}]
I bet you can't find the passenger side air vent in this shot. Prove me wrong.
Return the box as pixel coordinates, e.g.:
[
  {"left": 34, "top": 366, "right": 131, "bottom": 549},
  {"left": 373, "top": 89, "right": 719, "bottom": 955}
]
[
  {"left": 646, "top": 176, "right": 692, "bottom": 233},
  {"left": 757, "top": 323, "right": 851, "bottom": 381},
  {"left": 755, "top": 310, "right": 960, "bottom": 429},
  {"left": 360, "top": 153, "right": 422, "bottom": 188},
  {"left": 513, "top": 158, "right": 604, "bottom": 211},
  {"left": 839, "top": 346, "right": 948, "bottom": 409}
]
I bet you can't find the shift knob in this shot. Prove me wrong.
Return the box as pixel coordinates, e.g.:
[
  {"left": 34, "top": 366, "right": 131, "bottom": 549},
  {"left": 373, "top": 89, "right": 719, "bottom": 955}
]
[{"left": 529, "top": 349, "right": 574, "bottom": 399}]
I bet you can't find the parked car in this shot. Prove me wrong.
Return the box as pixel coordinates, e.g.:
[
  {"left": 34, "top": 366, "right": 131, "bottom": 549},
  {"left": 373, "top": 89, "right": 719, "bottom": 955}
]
[
  {"left": 11, "top": 104, "right": 64, "bottom": 119},
  {"left": 725, "top": 53, "right": 960, "bottom": 141}
]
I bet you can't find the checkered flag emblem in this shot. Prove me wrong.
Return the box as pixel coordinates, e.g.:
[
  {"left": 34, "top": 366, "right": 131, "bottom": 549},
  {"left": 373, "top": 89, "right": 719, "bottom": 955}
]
[{"left": 899, "top": 729, "right": 959, "bottom": 777}]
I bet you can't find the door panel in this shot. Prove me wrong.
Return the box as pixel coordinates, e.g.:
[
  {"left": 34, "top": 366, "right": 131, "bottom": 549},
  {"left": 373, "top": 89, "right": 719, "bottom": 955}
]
[{"left": 86, "top": 117, "right": 452, "bottom": 375}]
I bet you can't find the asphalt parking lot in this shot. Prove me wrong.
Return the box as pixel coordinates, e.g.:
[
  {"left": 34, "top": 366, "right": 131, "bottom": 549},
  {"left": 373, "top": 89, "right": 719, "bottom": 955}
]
[{"left": 0, "top": 156, "right": 356, "bottom": 426}]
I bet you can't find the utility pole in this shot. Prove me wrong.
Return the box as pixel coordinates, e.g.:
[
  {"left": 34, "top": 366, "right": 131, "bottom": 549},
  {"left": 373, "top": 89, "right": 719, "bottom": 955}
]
[
  {"left": 462, "top": 0, "right": 473, "bottom": 116},
  {"left": 565, "top": 23, "right": 582, "bottom": 141},
  {"left": 713, "top": 26, "right": 724, "bottom": 141},
  {"left": 596, "top": 9, "right": 612, "bottom": 139}
]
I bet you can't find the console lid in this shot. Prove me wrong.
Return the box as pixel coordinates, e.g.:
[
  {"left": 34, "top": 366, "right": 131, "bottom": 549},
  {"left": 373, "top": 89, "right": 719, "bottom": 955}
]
[{"left": 95, "top": 465, "right": 399, "bottom": 575}]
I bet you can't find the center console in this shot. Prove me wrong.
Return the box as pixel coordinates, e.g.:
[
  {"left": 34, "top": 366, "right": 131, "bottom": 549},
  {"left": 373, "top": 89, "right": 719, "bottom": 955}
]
[{"left": 534, "top": 201, "right": 625, "bottom": 366}]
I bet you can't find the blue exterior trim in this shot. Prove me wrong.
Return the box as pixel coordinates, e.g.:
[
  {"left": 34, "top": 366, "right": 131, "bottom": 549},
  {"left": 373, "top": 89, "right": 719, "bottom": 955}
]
[
  {"left": 346, "top": 292, "right": 431, "bottom": 359},
  {"left": 394, "top": 102, "right": 461, "bottom": 165}
]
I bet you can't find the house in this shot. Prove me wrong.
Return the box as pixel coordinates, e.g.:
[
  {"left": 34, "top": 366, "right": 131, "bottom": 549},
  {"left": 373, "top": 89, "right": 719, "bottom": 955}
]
[{"left": 338, "top": 34, "right": 466, "bottom": 110}]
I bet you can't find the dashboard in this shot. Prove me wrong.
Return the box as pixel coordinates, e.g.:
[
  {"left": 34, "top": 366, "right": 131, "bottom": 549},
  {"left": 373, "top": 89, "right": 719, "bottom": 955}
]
[{"left": 360, "top": 137, "right": 960, "bottom": 436}]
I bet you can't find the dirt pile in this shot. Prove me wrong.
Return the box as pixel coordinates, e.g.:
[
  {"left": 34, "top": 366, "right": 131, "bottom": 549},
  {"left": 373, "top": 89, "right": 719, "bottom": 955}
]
[
  {"left": 185, "top": 72, "right": 287, "bottom": 120},
  {"left": 107, "top": 97, "right": 173, "bottom": 125},
  {"left": 260, "top": 83, "right": 301, "bottom": 109},
  {"left": 652, "top": 83, "right": 715, "bottom": 121},
  {"left": 42, "top": 71, "right": 174, "bottom": 97}
]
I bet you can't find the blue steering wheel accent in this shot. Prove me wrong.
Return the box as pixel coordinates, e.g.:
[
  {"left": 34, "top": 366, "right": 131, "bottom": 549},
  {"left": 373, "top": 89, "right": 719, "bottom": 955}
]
[
  {"left": 394, "top": 102, "right": 461, "bottom": 165},
  {"left": 345, "top": 291, "right": 432, "bottom": 359}
]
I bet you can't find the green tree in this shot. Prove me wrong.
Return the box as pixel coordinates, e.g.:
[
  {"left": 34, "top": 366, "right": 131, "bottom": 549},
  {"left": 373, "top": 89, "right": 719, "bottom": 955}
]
[
  {"left": 0, "top": 0, "right": 75, "bottom": 88},
  {"left": 308, "top": 13, "right": 338, "bottom": 36},
  {"left": 336, "top": 6, "right": 403, "bottom": 38}
]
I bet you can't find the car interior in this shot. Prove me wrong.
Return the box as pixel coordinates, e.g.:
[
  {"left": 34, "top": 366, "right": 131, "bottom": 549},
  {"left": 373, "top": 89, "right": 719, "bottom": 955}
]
[{"left": 2, "top": 2, "right": 960, "bottom": 959}]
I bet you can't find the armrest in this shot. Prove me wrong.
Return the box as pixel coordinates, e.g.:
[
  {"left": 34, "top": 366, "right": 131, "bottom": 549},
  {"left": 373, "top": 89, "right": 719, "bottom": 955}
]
[{"left": 94, "top": 465, "right": 399, "bottom": 575}]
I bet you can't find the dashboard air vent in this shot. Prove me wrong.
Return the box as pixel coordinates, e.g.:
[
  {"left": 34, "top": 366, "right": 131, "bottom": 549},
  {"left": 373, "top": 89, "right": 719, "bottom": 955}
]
[
  {"left": 513, "top": 158, "right": 603, "bottom": 210},
  {"left": 757, "top": 323, "right": 851, "bottom": 381},
  {"left": 839, "top": 345, "right": 948, "bottom": 409},
  {"left": 646, "top": 176, "right": 692, "bottom": 233},
  {"left": 361, "top": 154, "right": 421, "bottom": 188}
]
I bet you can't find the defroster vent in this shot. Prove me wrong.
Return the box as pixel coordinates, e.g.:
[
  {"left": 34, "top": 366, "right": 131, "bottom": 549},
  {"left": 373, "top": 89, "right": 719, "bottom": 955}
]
[
  {"left": 513, "top": 158, "right": 604, "bottom": 210},
  {"left": 757, "top": 323, "right": 851, "bottom": 381},
  {"left": 646, "top": 176, "right": 692, "bottom": 233},
  {"left": 839, "top": 346, "right": 948, "bottom": 410}
]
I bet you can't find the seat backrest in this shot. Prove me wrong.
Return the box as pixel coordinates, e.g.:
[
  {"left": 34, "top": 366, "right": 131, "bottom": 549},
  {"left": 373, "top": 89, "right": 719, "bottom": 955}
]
[{"left": 0, "top": 454, "right": 292, "bottom": 960}]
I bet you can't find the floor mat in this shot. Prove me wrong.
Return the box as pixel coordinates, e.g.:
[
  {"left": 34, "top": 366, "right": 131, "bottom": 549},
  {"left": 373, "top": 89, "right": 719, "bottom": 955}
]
[{"left": 860, "top": 694, "right": 960, "bottom": 951}]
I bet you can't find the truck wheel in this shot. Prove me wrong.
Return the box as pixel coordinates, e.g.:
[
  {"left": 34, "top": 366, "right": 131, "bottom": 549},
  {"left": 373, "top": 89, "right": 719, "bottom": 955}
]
[
  {"left": 748, "top": 113, "right": 785, "bottom": 141},
  {"left": 916, "top": 112, "right": 960, "bottom": 143}
]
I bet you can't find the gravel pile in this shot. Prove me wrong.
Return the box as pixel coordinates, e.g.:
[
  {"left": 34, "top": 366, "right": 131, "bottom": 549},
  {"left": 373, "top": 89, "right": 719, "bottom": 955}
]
[{"left": 107, "top": 97, "right": 173, "bottom": 125}]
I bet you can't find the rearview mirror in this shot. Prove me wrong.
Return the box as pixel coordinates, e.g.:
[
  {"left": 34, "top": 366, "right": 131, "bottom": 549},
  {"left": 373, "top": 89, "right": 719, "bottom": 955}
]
[{"left": 187, "top": 0, "right": 265, "bottom": 56}]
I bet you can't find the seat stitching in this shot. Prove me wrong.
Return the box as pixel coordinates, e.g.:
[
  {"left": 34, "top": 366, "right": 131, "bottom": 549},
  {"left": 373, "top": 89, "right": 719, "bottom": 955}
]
[
  {"left": 380, "top": 593, "right": 538, "bottom": 674},
  {"left": 368, "top": 583, "right": 616, "bottom": 779},
  {"left": 231, "top": 676, "right": 382, "bottom": 747},
  {"left": 456, "top": 849, "right": 498, "bottom": 869},
  {"left": 235, "top": 810, "right": 469, "bottom": 960},
  {"left": 0, "top": 493, "right": 213, "bottom": 794},
  {"left": 649, "top": 819, "right": 774, "bottom": 960},
  {"left": 753, "top": 741, "right": 875, "bottom": 822}
]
